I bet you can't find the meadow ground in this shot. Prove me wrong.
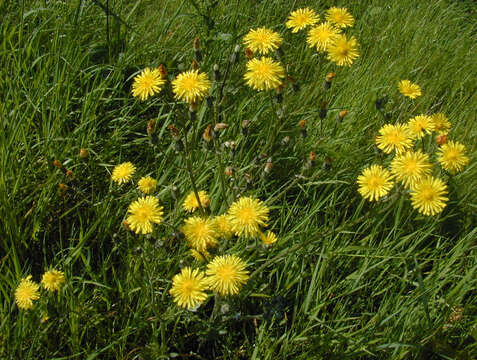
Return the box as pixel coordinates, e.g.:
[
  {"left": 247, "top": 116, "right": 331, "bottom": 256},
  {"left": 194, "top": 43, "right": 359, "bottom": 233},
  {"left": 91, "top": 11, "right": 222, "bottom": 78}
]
[{"left": 0, "top": 0, "right": 476, "bottom": 359}]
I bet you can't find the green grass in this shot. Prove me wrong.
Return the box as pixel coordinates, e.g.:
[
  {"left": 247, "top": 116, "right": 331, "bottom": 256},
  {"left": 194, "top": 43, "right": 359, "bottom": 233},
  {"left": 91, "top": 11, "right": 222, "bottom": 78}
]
[{"left": 0, "top": 0, "right": 476, "bottom": 358}]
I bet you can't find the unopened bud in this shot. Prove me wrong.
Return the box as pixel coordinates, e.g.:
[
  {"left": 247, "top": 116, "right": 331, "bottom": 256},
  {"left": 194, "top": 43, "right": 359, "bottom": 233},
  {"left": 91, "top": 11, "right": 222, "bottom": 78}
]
[
  {"left": 281, "top": 135, "right": 290, "bottom": 146},
  {"left": 319, "top": 101, "right": 328, "bottom": 120},
  {"left": 147, "top": 119, "right": 156, "bottom": 136},
  {"left": 193, "top": 37, "right": 202, "bottom": 62},
  {"left": 245, "top": 173, "right": 253, "bottom": 189},
  {"left": 79, "top": 148, "right": 88, "bottom": 159},
  {"left": 337, "top": 110, "right": 348, "bottom": 123},
  {"left": 241, "top": 120, "right": 251, "bottom": 135},
  {"left": 191, "top": 59, "right": 199, "bottom": 70},
  {"left": 158, "top": 64, "right": 167, "bottom": 79},
  {"left": 168, "top": 124, "right": 180, "bottom": 139},
  {"left": 66, "top": 170, "right": 74, "bottom": 179},
  {"left": 232, "top": 44, "right": 240, "bottom": 63},
  {"left": 213, "top": 64, "right": 220, "bottom": 81},
  {"left": 214, "top": 123, "right": 228, "bottom": 131},
  {"left": 244, "top": 47, "right": 254, "bottom": 60},
  {"left": 324, "top": 72, "right": 335, "bottom": 90},
  {"left": 275, "top": 85, "right": 284, "bottom": 103},
  {"left": 123, "top": 220, "right": 131, "bottom": 231},
  {"left": 263, "top": 158, "right": 273, "bottom": 174},
  {"left": 193, "top": 37, "right": 200, "bottom": 50},
  {"left": 58, "top": 183, "right": 68, "bottom": 192},
  {"left": 436, "top": 134, "right": 449, "bottom": 146},
  {"left": 202, "top": 124, "right": 214, "bottom": 142},
  {"left": 298, "top": 119, "right": 307, "bottom": 138},
  {"left": 53, "top": 160, "right": 62, "bottom": 168},
  {"left": 288, "top": 76, "right": 300, "bottom": 92},
  {"left": 225, "top": 166, "right": 234, "bottom": 177},
  {"left": 170, "top": 184, "right": 179, "bottom": 199}
]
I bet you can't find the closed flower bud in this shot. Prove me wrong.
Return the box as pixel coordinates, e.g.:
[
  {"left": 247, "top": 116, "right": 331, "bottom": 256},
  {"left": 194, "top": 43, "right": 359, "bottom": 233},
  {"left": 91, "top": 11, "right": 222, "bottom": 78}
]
[
  {"left": 158, "top": 64, "right": 167, "bottom": 79},
  {"left": 225, "top": 166, "right": 234, "bottom": 177},
  {"left": 206, "top": 96, "right": 214, "bottom": 108},
  {"left": 214, "top": 123, "right": 228, "bottom": 131},
  {"left": 436, "top": 134, "right": 449, "bottom": 146},
  {"left": 244, "top": 47, "right": 254, "bottom": 60},
  {"left": 324, "top": 72, "right": 335, "bottom": 90},
  {"left": 232, "top": 44, "right": 241, "bottom": 63},
  {"left": 191, "top": 58, "right": 199, "bottom": 70},
  {"left": 264, "top": 158, "right": 273, "bottom": 173},
  {"left": 170, "top": 184, "right": 179, "bottom": 199},
  {"left": 123, "top": 220, "right": 131, "bottom": 231},
  {"left": 275, "top": 85, "right": 284, "bottom": 103},
  {"left": 337, "top": 110, "right": 348, "bottom": 123},
  {"left": 193, "top": 37, "right": 202, "bottom": 62},
  {"left": 298, "top": 119, "right": 307, "bottom": 138},
  {"left": 58, "top": 183, "right": 68, "bottom": 192},
  {"left": 193, "top": 37, "right": 200, "bottom": 51},
  {"left": 168, "top": 124, "right": 180, "bottom": 139},
  {"left": 213, "top": 64, "right": 220, "bottom": 81},
  {"left": 322, "top": 156, "right": 332, "bottom": 171},
  {"left": 53, "top": 160, "right": 62, "bottom": 168},
  {"left": 319, "top": 101, "right": 328, "bottom": 120},
  {"left": 288, "top": 76, "right": 300, "bottom": 92},
  {"left": 241, "top": 120, "right": 251, "bottom": 135},
  {"left": 281, "top": 135, "right": 290, "bottom": 146},
  {"left": 66, "top": 170, "right": 74, "bottom": 179},
  {"left": 147, "top": 119, "right": 156, "bottom": 136},
  {"left": 79, "top": 148, "right": 88, "bottom": 159},
  {"left": 202, "top": 124, "right": 214, "bottom": 142}
]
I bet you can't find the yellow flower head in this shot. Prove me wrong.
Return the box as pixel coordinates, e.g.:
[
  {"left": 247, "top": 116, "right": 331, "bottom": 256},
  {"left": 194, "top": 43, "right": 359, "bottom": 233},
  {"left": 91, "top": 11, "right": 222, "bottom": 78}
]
[
  {"left": 437, "top": 141, "right": 470, "bottom": 174},
  {"left": 244, "top": 57, "right": 285, "bottom": 91},
  {"left": 190, "top": 249, "right": 211, "bottom": 263},
  {"left": 286, "top": 8, "right": 319, "bottom": 33},
  {"left": 227, "top": 196, "right": 269, "bottom": 238},
  {"left": 169, "top": 267, "right": 208, "bottom": 309},
  {"left": 126, "top": 196, "right": 164, "bottom": 234},
  {"left": 357, "top": 164, "right": 394, "bottom": 201},
  {"left": 327, "top": 34, "right": 359, "bottom": 66},
  {"left": 260, "top": 231, "right": 278, "bottom": 246},
  {"left": 375, "top": 124, "right": 413, "bottom": 154},
  {"left": 182, "top": 216, "right": 218, "bottom": 252},
  {"left": 325, "top": 7, "right": 355, "bottom": 28},
  {"left": 138, "top": 176, "right": 158, "bottom": 194},
  {"left": 307, "top": 22, "right": 340, "bottom": 52},
  {"left": 410, "top": 177, "right": 448, "bottom": 216},
  {"left": 390, "top": 150, "right": 433, "bottom": 189},
  {"left": 131, "top": 68, "right": 166, "bottom": 101},
  {"left": 243, "top": 27, "right": 283, "bottom": 55},
  {"left": 15, "top": 275, "right": 40, "bottom": 310},
  {"left": 111, "top": 162, "right": 136, "bottom": 184},
  {"left": 431, "top": 113, "right": 451, "bottom": 135},
  {"left": 213, "top": 214, "right": 234, "bottom": 239},
  {"left": 408, "top": 115, "right": 435, "bottom": 139},
  {"left": 205, "top": 255, "right": 249, "bottom": 296},
  {"left": 172, "top": 70, "right": 211, "bottom": 104},
  {"left": 41, "top": 269, "right": 65, "bottom": 292},
  {"left": 398, "top": 80, "right": 421, "bottom": 99},
  {"left": 182, "top": 191, "right": 210, "bottom": 213}
]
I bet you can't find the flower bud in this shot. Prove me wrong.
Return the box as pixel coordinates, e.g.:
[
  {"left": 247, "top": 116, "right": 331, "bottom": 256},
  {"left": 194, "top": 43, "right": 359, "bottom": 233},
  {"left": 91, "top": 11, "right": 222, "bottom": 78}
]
[
  {"left": 298, "top": 119, "right": 307, "bottom": 138},
  {"left": 52, "top": 160, "right": 62, "bottom": 168},
  {"left": 193, "top": 37, "right": 202, "bottom": 62},
  {"left": 241, "top": 120, "right": 251, "bottom": 135},
  {"left": 323, "top": 72, "right": 335, "bottom": 90},
  {"left": 213, "top": 64, "right": 220, "bottom": 81},
  {"left": 263, "top": 158, "right": 273, "bottom": 175},
  {"left": 288, "top": 76, "right": 300, "bottom": 92},
  {"left": 322, "top": 156, "right": 332, "bottom": 171},
  {"left": 214, "top": 123, "right": 228, "bottom": 131},
  {"left": 275, "top": 85, "right": 284, "bottom": 103},
  {"left": 191, "top": 58, "right": 199, "bottom": 70},
  {"left": 225, "top": 166, "right": 234, "bottom": 177},
  {"left": 58, "top": 183, "right": 68, "bottom": 192},
  {"left": 281, "top": 135, "right": 290, "bottom": 146},
  {"left": 319, "top": 101, "right": 328, "bottom": 120},
  {"left": 158, "top": 64, "right": 167, "bottom": 79},
  {"left": 436, "top": 134, "right": 449, "bottom": 146},
  {"left": 66, "top": 170, "right": 74, "bottom": 179},
  {"left": 147, "top": 119, "right": 156, "bottom": 136},
  {"left": 337, "top": 110, "right": 348, "bottom": 123},
  {"left": 232, "top": 44, "right": 241, "bottom": 63},
  {"left": 203, "top": 124, "right": 214, "bottom": 143},
  {"left": 375, "top": 95, "right": 388, "bottom": 111},
  {"left": 79, "top": 148, "right": 88, "bottom": 159}
]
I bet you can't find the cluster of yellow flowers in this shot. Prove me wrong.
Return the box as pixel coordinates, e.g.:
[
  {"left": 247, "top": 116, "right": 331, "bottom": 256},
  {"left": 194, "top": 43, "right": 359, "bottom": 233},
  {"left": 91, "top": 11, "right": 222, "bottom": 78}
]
[
  {"left": 15, "top": 270, "right": 65, "bottom": 311},
  {"left": 286, "top": 7, "right": 359, "bottom": 66},
  {"left": 170, "top": 194, "right": 277, "bottom": 309},
  {"left": 358, "top": 82, "right": 470, "bottom": 216}
]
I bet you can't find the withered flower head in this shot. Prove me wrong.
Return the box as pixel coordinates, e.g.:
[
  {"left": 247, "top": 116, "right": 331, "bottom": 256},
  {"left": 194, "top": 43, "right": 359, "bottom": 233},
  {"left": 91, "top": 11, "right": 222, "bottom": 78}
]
[
  {"left": 436, "top": 134, "right": 449, "bottom": 146},
  {"left": 202, "top": 124, "right": 213, "bottom": 142},
  {"left": 158, "top": 64, "right": 167, "bottom": 79},
  {"left": 147, "top": 119, "right": 156, "bottom": 135},
  {"left": 244, "top": 47, "right": 254, "bottom": 59}
]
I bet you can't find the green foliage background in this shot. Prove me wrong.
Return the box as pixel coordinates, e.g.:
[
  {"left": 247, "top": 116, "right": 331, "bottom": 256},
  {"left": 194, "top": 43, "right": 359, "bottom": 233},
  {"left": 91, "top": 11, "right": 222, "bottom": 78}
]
[{"left": 0, "top": 0, "right": 475, "bottom": 358}]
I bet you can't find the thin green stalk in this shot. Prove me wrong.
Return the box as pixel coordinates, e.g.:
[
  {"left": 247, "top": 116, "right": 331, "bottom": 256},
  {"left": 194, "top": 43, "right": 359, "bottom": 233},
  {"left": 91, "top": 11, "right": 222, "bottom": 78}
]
[{"left": 182, "top": 127, "right": 205, "bottom": 215}]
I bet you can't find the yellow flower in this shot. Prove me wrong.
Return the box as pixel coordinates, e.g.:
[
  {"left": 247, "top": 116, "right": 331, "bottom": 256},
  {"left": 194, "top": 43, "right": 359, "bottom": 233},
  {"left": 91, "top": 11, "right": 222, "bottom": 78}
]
[
  {"left": 126, "top": 196, "right": 164, "bottom": 234},
  {"left": 172, "top": 70, "right": 211, "bottom": 104},
  {"left": 169, "top": 267, "right": 208, "bottom": 309},
  {"left": 227, "top": 196, "right": 269, "bottom": 238},
  {"left": 325, "top": 7, "right": 355, "bottom": 28},
  {"left": 131, "top": 68, "right": 166, "bottom": 101},
  {"left": 205, "top": 255, "right": 249, "bottom": 296},
  {"left": 431, "top": 113, "right": 451, "bottom": 135},
  {"left": 390, "top": 150, "right": 433, "bottom": 189},
  {"left": 15, "top": 275, "right": 40, "bottom": 310},
  {"left": 375, "top": 124, "right": 413, "bottom": 154},
  {"left": 213, "top": 215, "right": 234, "bottom": 239},
  {"left": 190, "top": 249, "right": 211, "bottom": 262},
  {"left": 357, "top": 165, "right": 394, "bottom": 201},
  {"left": 182, "top": 216, "right": 218, "bottom": 252},
  {"left": 111, "top": 162, "right": 136, "bottom": 184},
  {"left": 410, "top": 177, "right": 448, "bottom": 216},
  {"left": 437, "top": 141, "right": 470, "bottom": 174},
  {"left": 306, "top": 22, "right": 340, "bottom": 52},
  {"left": 138, "top": 176, "right": 157, "bottom": 194},
  {"left": 182, "top": 191, "right": 210, "bottom": 212},
  {"left": 327, "top": 34, "right": 359, "bottom": 66},
  {"left": 286, "top": 8, "right": 319, "bottom": 33},
  {"left": 398, "top": 80, "right": 421, "bottom": 99},
  {"left": 244, "top": 57, "right": 285, "bottom": 91},
  {"left": 260, "top": 231, "right": 278, "bottom": 246},
  {"left": 41, "top": 269, "right": 65, "bottom": 292},
  {"left": 243, "top": 27, "right": 283, "bottom": 55},
  {"left": 408, "top": 115, "right": 435, "bottom": 139}
]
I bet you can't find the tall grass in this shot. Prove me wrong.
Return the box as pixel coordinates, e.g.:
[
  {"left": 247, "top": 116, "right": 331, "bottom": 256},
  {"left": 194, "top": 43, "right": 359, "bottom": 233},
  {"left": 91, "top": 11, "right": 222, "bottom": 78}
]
[{"left": 0, "top": 0, "right": 475, "bottom": 358}]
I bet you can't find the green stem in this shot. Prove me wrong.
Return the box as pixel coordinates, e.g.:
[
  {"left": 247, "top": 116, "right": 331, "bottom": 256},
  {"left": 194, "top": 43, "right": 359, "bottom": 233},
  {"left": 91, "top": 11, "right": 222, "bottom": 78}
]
[{"left": 182, "top": 128, "right": 205, "bottom": 215}]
